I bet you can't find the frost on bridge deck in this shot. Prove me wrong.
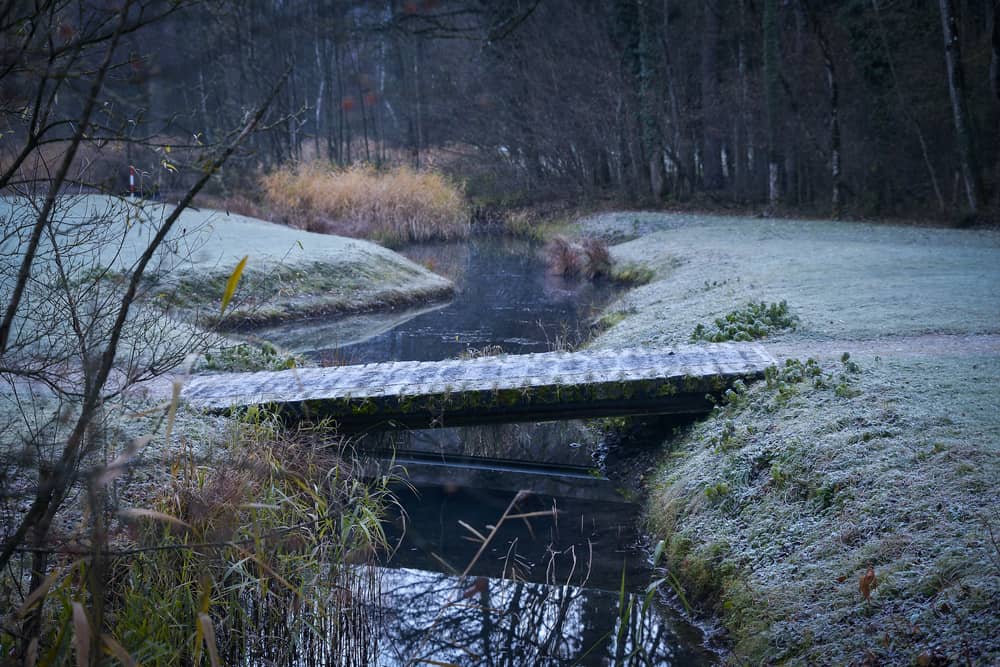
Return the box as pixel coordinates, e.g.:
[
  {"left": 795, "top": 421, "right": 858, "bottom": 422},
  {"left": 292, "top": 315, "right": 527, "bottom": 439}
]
[{"left": 182, "top": 344, "right": 776, "bottom": 431}]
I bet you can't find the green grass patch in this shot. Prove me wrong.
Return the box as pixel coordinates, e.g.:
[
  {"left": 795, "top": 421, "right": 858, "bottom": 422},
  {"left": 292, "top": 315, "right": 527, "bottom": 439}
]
[
  {"left": 610, "top": 262, "right": 655, "bottom": 286},
  {"left": 197, "top": 341, "right": 299, "bottom": 372},
  {"left": 691, "top": 300, "right": 798, "bottom": 342}
]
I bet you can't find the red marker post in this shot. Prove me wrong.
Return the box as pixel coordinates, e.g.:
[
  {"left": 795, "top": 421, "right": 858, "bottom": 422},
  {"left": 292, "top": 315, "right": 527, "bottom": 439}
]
[{"left": 129, "top": 165, "right": 137, "bottom": 197}]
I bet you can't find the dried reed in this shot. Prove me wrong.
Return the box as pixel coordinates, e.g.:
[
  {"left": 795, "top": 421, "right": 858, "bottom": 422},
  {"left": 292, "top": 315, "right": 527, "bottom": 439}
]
[{"left": 262, "top": 162, "right": 468, "bottom": 246}]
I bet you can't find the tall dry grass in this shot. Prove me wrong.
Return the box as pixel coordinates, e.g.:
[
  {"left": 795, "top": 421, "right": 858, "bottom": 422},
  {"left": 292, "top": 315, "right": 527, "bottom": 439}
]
[
  {"left": 0, "top": 410, "right": 394, "bottom": 666},
  {"left": 262, "top": 162, "right": 468, "bottom": 246}
]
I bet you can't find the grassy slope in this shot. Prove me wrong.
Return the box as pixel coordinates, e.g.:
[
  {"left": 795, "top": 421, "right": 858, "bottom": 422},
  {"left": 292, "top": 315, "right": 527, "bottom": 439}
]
[
  {"left": 0, "top": 195, "right": 454, "bottom": 329},
  {"left": 584, "top": 212, "right": 1000, "bottom": 665}
]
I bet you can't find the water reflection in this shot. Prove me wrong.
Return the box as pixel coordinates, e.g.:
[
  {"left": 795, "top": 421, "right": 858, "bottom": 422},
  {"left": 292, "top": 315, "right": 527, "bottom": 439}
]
[
  {"left": 384, "top": 485, "right": 647, "bottom": 591},
  {"left": 261, "top": 237, "right": 621, "bottom": 365},
  {"left": 373, "top": 483, "right": 714, "bottom": 666},
  {"left": 357, "top": 420, "right": 599, "bottom": 469},
  {"left": 243, "top": 303, "right": 448, "bottom": 355},
  {"left": 375, "top": 569, "right": 711, "bottom": 666}
]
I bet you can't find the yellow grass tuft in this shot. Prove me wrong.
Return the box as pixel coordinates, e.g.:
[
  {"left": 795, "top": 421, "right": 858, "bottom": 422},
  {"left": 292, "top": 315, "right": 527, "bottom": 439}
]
[{"left": 261, "top": 162, "right": 468, "bottom": 245}]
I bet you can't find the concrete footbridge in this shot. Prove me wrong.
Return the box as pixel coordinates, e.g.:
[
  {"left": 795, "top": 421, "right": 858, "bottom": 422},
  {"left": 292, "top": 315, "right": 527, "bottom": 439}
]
[{"left": 183, "top": 343, "right": 776, "bottom": 431}]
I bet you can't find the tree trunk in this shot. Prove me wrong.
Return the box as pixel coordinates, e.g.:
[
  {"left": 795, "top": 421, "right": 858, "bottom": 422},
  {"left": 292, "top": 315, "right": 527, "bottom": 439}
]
[
  {"left": 939, "top": 0, "right": 984, "bottom": 212},
  {"left": 992, "top": 0, "right": 999, "bottom": 205},
  {"left": 763, "top": 0, "right": 782, "bottom": 206},
  {"left": 804, "top": 1, "right": 843, "bottom": 216},
  {"left": 314, "top": 22, "right": 325, "bottom": 161},
  {"left": 660, "top": 0, "right": 685, "bottom": 194},
  {"left": 733, "top": 0, "right": 751, "bottom": 199},
  {"left": 594, "top": 147, "right": 612, "bottom": 188},
  {"left": 414, "top": 34, "right": 425, "bottom": 168},
  {"left": 828, "top": 63, "right": 843, "bottom": 217},
  {"left": 287, "top": 64, "right": 299, "bottom": 162},
  {"left": 871, "top": 0, "right": 945, "bottom": 212},
  {"left": 336, "top": 39, "right": 350, "bottom": 164},
  {"left": 701, "top": 0, "right": 724, "bottom": 190},
  {"left": 352, "top": 50, "right": 371, "bottom": 163},
  {"left": 617, "top": 94, "right": 631, "bottom": 190},
  {"left": 638, "top": 0, "right": 666, "bottom": 198},
  {"left": 993, "top": 0, "right": 1000, "bottom": 103},
  {"left": 325, "top": 32, "right": 338, "bottom": 164}
]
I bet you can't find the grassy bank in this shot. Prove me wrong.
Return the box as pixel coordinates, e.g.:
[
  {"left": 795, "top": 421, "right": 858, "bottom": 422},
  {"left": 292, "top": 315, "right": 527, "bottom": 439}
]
[
  {"left": 0, "top": 195, "right": 455, "bottom": 332},
  {"left": 584, "top": 212, "right": 1000, "bottom": 664}
]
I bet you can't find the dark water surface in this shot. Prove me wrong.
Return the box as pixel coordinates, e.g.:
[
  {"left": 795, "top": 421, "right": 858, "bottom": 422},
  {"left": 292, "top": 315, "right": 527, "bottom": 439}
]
[
  {"left": 259, "top": 237, "right": 714, "bottom": 665},
  {"left": 254, "top": 237, "right": 617, "bottom": 365}
]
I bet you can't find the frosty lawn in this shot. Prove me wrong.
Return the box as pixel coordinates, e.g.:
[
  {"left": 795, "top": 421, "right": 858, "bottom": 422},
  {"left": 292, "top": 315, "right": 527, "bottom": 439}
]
[{"left": 584, "top": 211, "right": 1000, "bottom": 665}]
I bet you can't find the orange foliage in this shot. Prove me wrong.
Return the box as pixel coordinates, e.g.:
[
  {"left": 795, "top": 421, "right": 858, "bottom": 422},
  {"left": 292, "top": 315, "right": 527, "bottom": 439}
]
[{"left": 261, "top": 162, "right": 468, "bottom": 245}]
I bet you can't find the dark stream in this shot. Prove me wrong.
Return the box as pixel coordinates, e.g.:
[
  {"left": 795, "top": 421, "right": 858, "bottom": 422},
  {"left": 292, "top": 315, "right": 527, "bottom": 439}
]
[
  {"left": 255, "top": 237, "right": 714, "bottom": 665},
  {"left": 254, "top": 237, "right": 614, "bottom": 364}
]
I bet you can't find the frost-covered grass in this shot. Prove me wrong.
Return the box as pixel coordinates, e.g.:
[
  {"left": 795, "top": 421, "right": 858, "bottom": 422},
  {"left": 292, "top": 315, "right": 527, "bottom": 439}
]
[
  {"left": 584, "top": 212, "right": 1000, "bottom": 346},
  {"left": 0, "top": 194, "right": 455, "bottom": 483},
  {"left": 648, "top": 354, "right": 999, "bottom": 665},
  {"left": 0, "top": 194, "right": 454, "bottom": 330},
  {"left": 583, "top": 211, "right": 1000, "bottom": 665}
]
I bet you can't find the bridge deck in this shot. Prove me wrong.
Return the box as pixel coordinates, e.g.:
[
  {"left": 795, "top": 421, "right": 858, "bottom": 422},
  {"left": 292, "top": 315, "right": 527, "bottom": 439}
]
[{"left": 182, "top": 343, "right": 775, "bottom": 430}]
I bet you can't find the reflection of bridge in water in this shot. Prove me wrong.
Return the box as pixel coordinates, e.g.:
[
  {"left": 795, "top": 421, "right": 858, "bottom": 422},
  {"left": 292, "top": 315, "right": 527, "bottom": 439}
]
[{"left": 183, "top": 343, "right": 775, "bottom": 431}]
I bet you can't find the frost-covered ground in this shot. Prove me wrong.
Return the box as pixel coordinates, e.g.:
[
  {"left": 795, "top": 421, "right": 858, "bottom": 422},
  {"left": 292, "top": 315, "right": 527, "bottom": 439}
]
[
  {"left": 583, "top": 211, "right": 999, "bottom": 346},
  {"left": 0, "top": 194, "right": 453, "bottom": 328},
  {"left": 583, "top": 211, "right": 1000, "bottom": 665}
]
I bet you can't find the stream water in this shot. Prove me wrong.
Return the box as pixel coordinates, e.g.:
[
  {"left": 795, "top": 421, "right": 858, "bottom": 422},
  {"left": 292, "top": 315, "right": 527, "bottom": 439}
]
[{"left": 255, "top": 237, "right": 715, "bottom": 665}]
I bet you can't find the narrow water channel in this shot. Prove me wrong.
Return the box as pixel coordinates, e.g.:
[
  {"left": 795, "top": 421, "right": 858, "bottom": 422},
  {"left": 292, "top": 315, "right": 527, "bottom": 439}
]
[{"left": 255, "top": 236, "right": 715, "bottom": 665}]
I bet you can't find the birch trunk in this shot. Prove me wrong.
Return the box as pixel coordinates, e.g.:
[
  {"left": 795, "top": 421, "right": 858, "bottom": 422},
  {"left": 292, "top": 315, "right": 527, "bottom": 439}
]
[{"left": 763, "top": 0, "right": 782, "bottom": 206}]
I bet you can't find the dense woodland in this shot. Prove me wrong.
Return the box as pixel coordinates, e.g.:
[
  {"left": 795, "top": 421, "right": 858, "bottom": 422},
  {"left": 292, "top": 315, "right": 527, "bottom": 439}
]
[
  {"left": 4, "top": 0, "right": 1000, "bottom": 219},
  {"left": 137, "top": 0, "right": 1000, "bottom": 219}
]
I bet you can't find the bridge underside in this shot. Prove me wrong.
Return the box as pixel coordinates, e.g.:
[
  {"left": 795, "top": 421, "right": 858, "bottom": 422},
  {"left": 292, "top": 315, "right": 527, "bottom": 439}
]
[{"left": 183, "top": 343, "right": 775, "bottom": 432}]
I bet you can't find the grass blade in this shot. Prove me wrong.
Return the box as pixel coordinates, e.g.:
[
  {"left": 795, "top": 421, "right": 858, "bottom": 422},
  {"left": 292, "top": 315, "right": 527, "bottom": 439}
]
[
  {"left": 198, "top": 613, "right": 221, "bottom": 667},
  {"left": 71, "top": 603, "right": 90, "bottom": 667},
  {"left": 101, "top": 634, "right": 137, "bottom": 667},
  {"left": 119, "top": 508, "right": 191, "bottom": 530},
  {"left": 17, "top": 562, "right": 76, "bottom": 618}
]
